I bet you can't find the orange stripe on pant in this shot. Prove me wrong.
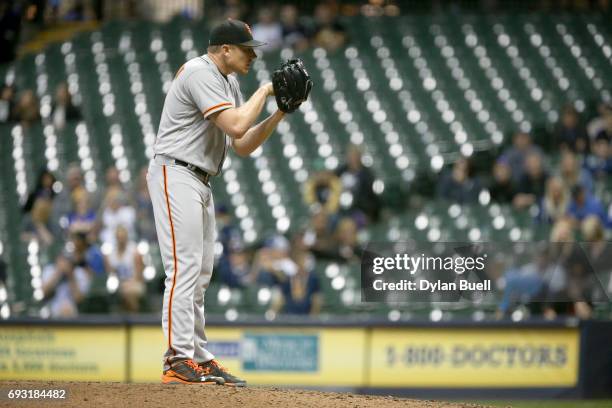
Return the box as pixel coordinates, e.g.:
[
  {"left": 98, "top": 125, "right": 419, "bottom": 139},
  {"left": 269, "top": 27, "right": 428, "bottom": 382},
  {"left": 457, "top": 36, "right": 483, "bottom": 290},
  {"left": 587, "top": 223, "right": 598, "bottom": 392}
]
[{"left": 163, "top": 165, "right": 179, "bottom": 357}]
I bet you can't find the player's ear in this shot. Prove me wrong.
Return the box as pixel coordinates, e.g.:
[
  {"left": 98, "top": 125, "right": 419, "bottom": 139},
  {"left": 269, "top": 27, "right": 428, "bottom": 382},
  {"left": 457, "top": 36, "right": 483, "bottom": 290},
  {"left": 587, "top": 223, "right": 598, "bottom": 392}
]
[{"left": 222, "top": 44, "right": 231, "bottom": 55}]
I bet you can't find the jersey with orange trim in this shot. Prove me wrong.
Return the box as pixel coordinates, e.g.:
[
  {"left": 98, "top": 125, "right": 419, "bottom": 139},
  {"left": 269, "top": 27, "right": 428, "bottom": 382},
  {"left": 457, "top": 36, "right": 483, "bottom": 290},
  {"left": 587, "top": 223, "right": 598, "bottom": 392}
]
[{"left": 154, "top": 55, "right": 243, "bottom": 175}]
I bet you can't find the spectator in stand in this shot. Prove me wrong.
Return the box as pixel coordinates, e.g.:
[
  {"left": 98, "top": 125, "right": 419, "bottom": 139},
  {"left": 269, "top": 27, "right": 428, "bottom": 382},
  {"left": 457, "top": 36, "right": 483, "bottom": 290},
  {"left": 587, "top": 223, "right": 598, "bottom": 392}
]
[
  {"left": 304, "top": 214, "right": 361, "bottom": 263},
  {"left": 216, "top": 238, "right": 252, "bottom": 288},
  {"left": 304, "top": 159, "right": 342, "bottom": 215},
  {"left": 273, "top": 231, "right": 322, "bottom": 315},
  {"left": 312, "top": 2, "right": 347, "bottom": 52},
  {"left": 51, "top": 82, "right": 81, "bottom": 130},
  {"left": 52, "top": 164, "right": 85, "bottom": 228},
  {"left": 545, "top": 218, "right": 597, "bottom": 320},
  {"left": 209, "top": 0, "right": 249, "bottom": 26},
  {"left": 71, "top": 226, "right": 105, "bottom": 276},
  {"left": 334, "top": 216, "right": 361, "bottom": 263},
  {"left": 133, "top": 166, "right": 156, "bottom": 242},
  {"left": 0, "top": 84, "right": 16, "bottom": 123},
  {"left": 214, "top": 204, "right": 246, "bottom": 288},
  {"left": 583, "top": 132, "right": 612, "bottom": 180},
  {"left": 99, "top": 189, "right": 136, "bottom": 247},
  {"left": 500, "top": 131, "right": 543, "bottom": 182},
  {"left": 488, "top": 158, "right": 516, "bottom": 203},
  {"left": 303, "top": 209, "right": 337, "bottom": 261},
  {"left": 541, "top": 218, "right": 594, "bottom": 320},
  {"left": 103, "top": 225, "right": 145, "bottom": 312},
  {"left": 581, "top": 216, "right": 612, "bottom": 302},
  {"left": 513, "top": 151, "right": 548, "bottom": 210},
  {"left": 41, "top": 254, "right": 91, "bottom": 318},
  {"left": 22, "top": 168, "right": 57, "bottom": 214},
  {"left": 104, "top": 166, "right": 124, "bottom": 195},
  {"left": 216, "top": 204, "right": 242, "bottom": 257},
  {"left": 336, "top": 144, "right": 380, "bottom": 223},
  {"left": 0, "top": 2, "right": 21, "bottom": 63},
  {"left": 436, "top": 157, "right": 481, "bottom": 204},
  {"left": 539, "top": 177, "right": 570, "bottom": 224},
  {"left": 96, "top": 165, "right": 125, "bottom": 217},
  {"left": 496, "top": 244, "right": 552, "bottom": 319},
  {"left": 559, "top": 150, "right": 594, "bottom": 194},
  {"left": 251, "top": 7, "right": 283, "bottom": 52},
  {"left": 67, "top": 189, "right": 97, "bottom": 233},
  {"left": 41, "top": 228, "right": 105, "bottom": 317},
  {"left": 587, "top": 102, "right": 612, "bottom": 141},
  {"left": 250, "top": 234, "right": 297, "bottom": 286},
  {"left": 64, "top": 0, "right": 91, "bottom": 21},
  {"left": 14, "top": 89, "right": 40, "bottom": 127},
  {"left": 567, "top": 185, "right": 606, "bottom": 224},
  {"left": 21, "top": 197, "right": 57, "bottom": 248},
  {"left": 555, "top": 104, "right": 589, "bottom": 154},
  {"left": 280, "top": 4, "right": 309, "bottom": 51}
]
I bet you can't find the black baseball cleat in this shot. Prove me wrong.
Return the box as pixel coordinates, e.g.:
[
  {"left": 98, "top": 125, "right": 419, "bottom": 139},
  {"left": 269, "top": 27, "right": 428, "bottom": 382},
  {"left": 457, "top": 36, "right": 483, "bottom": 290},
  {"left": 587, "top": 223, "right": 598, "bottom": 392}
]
[
  {"left": 162, "top": 359, "right": 225, "bottom": 385},
  {"left": 199, "top": 359, "right": 247, "bottom": 387}
]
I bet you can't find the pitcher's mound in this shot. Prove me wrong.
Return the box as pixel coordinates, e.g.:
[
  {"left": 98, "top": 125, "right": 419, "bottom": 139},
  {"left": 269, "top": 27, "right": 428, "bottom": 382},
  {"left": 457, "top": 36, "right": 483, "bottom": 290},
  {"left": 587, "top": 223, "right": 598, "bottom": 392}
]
[{"left": 0, "top": 381, "right": 488, "bottom": 407}]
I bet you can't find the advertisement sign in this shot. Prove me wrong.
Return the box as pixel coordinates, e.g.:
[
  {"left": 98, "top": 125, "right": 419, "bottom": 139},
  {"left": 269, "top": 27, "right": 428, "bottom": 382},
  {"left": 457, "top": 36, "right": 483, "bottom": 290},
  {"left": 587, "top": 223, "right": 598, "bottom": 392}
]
[
  {"left": 242, "top": 334, "right": 319, "bottom": 372},
  {"left": 369, "top": 328, "right": 579, "bottom": 387},
  {"left": 129, "top": 326, "right": 365, "bottom": 386},
  {"left": 0, "top": 323, "right": 580, "bottom": 389},
  {"left": 0, "top": 326, "right": 126, "bottom": 381}
]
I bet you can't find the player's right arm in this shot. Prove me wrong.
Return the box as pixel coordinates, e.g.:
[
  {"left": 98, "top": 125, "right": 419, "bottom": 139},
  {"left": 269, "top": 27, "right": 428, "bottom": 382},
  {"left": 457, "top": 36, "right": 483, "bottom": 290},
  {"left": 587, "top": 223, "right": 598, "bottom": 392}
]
[
  {"left": 186, "top": 68, "right": 273, "bottom": 139},
  {"left": 210, "top": 83, "right": 274, "bottom": 139}
]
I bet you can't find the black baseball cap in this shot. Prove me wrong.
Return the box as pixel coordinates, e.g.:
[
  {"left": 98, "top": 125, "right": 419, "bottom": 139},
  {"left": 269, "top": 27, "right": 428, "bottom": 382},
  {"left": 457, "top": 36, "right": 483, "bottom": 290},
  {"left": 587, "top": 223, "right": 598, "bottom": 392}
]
[{"left": 209, "top": 19, "right": 266, "bottom": 48}]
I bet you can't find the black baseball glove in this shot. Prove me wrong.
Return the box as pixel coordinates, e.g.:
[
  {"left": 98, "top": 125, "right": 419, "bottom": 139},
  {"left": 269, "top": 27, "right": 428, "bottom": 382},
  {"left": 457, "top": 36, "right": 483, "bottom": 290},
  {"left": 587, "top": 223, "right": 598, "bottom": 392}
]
[{"left": 272, "top": 58, "right": 313, "bottom": 113}]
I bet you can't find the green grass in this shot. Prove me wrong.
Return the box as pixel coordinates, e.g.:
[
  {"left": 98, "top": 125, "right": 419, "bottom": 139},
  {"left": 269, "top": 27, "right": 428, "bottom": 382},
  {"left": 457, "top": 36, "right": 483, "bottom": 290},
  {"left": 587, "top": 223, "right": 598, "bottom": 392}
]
[{"left": 469, "top": 401, "right": 612, "bottom": 408}]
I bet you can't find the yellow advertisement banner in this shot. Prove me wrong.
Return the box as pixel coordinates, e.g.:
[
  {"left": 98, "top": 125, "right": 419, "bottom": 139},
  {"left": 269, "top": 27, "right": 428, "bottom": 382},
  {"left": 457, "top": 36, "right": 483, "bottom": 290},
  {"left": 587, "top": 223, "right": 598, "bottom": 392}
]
[
  {"left": 129, "top": 326, "right": 366, "bottom": 386},
  {"left": 0, "top": 324, "right": 581, "bottom": 387},
  {"left": 0, "top": 326, "right": 126, "bottom": 381},
  {"left": 369, "top": 328, "right": 579, "bottom": 387}
]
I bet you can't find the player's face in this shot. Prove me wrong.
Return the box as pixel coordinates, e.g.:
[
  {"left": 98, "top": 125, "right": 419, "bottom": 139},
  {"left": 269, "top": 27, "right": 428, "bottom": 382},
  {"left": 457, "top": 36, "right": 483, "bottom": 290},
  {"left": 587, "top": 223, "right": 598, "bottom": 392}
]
[{"left": 228, "top": 45, "right": 257, "bottom": 75}]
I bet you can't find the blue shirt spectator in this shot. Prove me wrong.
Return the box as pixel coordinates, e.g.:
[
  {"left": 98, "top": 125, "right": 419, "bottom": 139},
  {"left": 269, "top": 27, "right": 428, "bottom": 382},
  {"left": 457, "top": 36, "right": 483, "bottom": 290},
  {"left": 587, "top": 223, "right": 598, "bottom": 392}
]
[
  {"left": 216, "top": 240, "right": 252, "bottom": 288},
  {"left": 567, "top": 186, "right": 606, "bottom": 223},
  {"left": 500, "top": 132, "right": 543, "bottom": 182},
  {"left": 437, "top": 157, "right": 481, "bottom": 204},
  {"left": 583, "top": 132, "right": 612, "bottom": 180},
  {"left": 559, "top": 150, "right": 594, "bottom": 194},
  {"left": 555, "top": 105, "right": 589, "bottom": 154},
  {"left": 498, "top": 266, "right": 545, "bottom": 316},
  {"left": 279, "top": 267, "right": 321, "bottom": 315},
  {"left": 216, "top": 205, "right": 242, "bottom": 256}
]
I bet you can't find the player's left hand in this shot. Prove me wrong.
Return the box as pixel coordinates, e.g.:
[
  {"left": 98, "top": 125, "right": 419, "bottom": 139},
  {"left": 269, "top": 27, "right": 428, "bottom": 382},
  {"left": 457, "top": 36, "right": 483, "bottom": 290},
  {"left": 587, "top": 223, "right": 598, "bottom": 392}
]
[{"left": 272, "top": 58, "right": 313, "bottom": 113}]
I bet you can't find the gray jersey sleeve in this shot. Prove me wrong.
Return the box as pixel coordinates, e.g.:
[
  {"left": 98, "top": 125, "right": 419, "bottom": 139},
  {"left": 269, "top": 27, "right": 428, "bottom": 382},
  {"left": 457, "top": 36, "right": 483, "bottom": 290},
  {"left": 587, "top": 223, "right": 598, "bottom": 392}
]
[{"left": 186, "top": 69, "right": 234, "bottom": 119}]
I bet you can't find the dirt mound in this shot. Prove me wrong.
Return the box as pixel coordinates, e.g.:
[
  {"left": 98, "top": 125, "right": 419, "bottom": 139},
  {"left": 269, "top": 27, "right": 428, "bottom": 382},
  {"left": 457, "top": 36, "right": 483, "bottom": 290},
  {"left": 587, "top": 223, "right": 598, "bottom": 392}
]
[{"left": 0, "top": 381, "right": 487, "bottom": 408}]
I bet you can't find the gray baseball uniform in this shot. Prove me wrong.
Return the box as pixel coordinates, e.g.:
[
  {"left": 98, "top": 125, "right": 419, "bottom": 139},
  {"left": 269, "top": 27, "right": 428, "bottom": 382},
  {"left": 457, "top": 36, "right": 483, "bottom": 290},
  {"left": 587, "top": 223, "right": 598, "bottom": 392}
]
[{"left": 147, "top": 54, "right": 243, "bottom": 371}]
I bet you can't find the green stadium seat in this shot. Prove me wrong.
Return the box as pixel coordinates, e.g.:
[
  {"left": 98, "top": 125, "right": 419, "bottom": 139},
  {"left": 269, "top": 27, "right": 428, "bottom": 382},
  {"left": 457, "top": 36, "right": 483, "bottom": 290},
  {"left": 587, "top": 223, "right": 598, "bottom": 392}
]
[{"left": 0, "top": 11, "right": 610, "bottom": 320}]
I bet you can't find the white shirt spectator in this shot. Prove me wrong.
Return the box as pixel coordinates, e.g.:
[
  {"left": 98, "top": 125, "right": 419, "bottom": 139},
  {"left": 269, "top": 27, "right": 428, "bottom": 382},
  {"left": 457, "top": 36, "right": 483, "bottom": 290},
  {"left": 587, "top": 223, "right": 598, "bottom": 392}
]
[
  {"left": 106, "top": 241, "right": 138, "bottom": 281},
  {"left": 42, "top": 264, "right": 91, "bottom": 318},
  {"left": 252, "top": 8, "right": 283, "bottom": 52},
  {"left": 101, "top": 205, "right": 136, "bottom": 246},
  {"left": 252, "top": 23, "right": 282, "bottom": 51}
]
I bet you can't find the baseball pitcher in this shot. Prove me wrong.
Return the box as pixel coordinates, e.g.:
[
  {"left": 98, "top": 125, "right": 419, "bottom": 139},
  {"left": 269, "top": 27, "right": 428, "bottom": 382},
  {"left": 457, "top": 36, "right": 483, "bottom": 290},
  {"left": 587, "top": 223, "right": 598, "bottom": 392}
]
[{"left": 147, "top": 19, "right": 312, "bottom": 385}]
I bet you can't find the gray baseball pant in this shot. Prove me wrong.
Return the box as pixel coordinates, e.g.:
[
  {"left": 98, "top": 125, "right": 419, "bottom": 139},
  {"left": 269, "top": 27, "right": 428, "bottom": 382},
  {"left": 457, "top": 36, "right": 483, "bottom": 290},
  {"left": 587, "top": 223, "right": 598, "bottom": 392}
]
[{"left": 147, "top": 156, "right": 216, "bottom": 371}]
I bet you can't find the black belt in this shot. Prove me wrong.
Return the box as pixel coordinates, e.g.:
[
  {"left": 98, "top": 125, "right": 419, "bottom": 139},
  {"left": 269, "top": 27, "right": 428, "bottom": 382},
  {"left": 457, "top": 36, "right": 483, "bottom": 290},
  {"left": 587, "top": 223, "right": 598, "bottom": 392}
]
[{"left": 174, "top": 159, "right": 211, "bottom": 185}]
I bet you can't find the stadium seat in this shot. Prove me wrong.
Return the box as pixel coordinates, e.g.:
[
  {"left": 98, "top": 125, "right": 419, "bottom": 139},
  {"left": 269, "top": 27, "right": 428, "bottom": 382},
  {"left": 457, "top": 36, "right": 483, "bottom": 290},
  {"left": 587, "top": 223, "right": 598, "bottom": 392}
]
[{"left": 0, "top": 11, "right": 609, "bottom": 320}]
